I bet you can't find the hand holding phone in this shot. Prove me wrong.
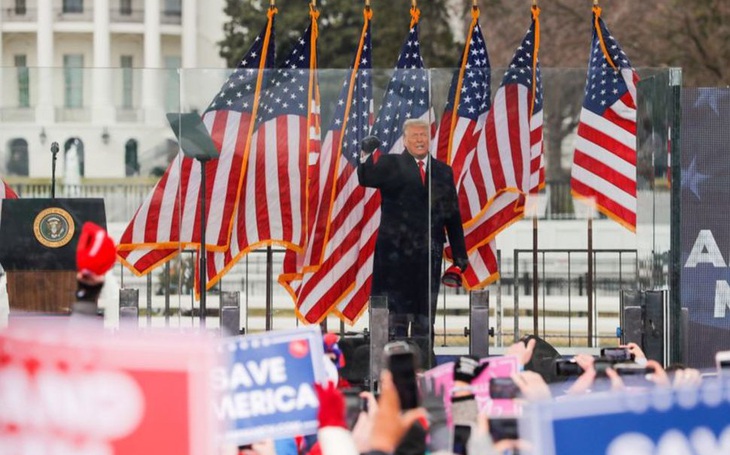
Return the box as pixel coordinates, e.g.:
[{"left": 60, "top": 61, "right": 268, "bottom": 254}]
[{"left": 383, "top": 341, "right": 419, "bottom": 410}]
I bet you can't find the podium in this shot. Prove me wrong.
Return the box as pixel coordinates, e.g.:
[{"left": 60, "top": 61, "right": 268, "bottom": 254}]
[{"left": 0, "top": 198, "right": 106, "bottom": 313}]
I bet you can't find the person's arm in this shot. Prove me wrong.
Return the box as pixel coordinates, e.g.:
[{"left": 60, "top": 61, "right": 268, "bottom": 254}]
[
  {"left": 357, "top": 152, "right": 396, "bottom": 190},
  {"left": 313, "top": 382, "right": 360, "bottom": 455},
  {"left": 367, "top": 370, "right": 425, "bottom": 455},
  {"left": 443, "top": 167, "right": 468, "bottom": 270}
]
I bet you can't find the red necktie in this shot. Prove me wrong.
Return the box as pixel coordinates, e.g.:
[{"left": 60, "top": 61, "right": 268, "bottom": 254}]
[{"left": 418, "top": 160, "right": 425, "bottom": 185}]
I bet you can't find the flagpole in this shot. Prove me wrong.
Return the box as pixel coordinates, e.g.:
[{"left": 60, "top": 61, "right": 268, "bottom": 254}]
[
  {"left": 587, "top": 216, "right": 594, "bottom": 347},
  {"left": 264, "top": 0, "right": 277, "bottom": 332},
  {"left": 531, "top": 0, "right": 539, "bottom": 338},
  {"left": 587, "top": 0, "right": 597, "bottom": 348}
]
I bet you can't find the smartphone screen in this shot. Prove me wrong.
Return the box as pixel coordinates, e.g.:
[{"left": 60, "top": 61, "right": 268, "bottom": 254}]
[
  {"left": 489, "top": 377, "right": 521, "bottom": 399},
  {"left": 343, "top": 389, "right": 362, "bottom": 429},
  {"left": 388, "top": 351, "right": 419, "bottom": 409},
  {"left": 488, "top": 418, "right": 519, "bottom": 442},
  {"left": 601, "top": 347, "right": 632, "bottom": 362},
  {"left": 452, "top": 424, "right": 471, "bottom": 455}
]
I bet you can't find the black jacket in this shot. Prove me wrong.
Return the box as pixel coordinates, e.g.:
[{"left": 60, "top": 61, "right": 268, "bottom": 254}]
[{"left": 358, "top": 151, "right": 467, "bottom": 314}]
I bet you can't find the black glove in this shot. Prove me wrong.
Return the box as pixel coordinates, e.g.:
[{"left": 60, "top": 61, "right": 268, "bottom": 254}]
[
  {"left": 360, "top": 135, "right": 381, "bottom": 154},
  {"left": 454, "top": 355, "right": 488, "bottom": 384},
  {"left": 454, "top": 258, "right": 469, "bottom": 273}
]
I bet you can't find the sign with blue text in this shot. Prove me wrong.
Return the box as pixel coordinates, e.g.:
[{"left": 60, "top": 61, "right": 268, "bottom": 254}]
[
  {"left": 213, "top": 327, "right": 326, "bottom": 446},
  {"left": 681, "top": 88, "right": 730, "bottom": 367},
  {"left": 524, "top": 380, "right": 730, "bottom": 455}
]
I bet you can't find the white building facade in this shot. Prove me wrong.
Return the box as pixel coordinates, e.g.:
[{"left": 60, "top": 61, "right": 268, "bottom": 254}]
[{"left": 0, "top": 0, "right": 225, "bottom": 180}]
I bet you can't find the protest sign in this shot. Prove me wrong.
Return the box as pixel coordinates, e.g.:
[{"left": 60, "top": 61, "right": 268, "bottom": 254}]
[
  {"left": 524, "top": 379, "right": 730, "bottom": 455},
  {"left": 0, "top": 320, "right": 219, "bottom": 455},
  {"left": 213, "top": 326, "right": 326, "bottom": 446},
  {"left": 422, "top": 355, "right": 520, "bottom": 421}
]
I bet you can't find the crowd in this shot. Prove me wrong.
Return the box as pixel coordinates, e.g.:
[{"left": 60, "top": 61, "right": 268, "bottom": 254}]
[
  {"left": 12, "top": 221, "right": 720, "bottom": 455},
  {"left": 230, "top": 334, "right": 718, "bottom": 455}
]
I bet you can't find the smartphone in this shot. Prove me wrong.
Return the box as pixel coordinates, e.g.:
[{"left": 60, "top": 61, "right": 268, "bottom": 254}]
[
  {"left": 488, "top": 418, "right": 519, "bottom": 442},
  {"left": 343, "top": 389, "right": 363, "bottom": 429},
  {"left": 554, "top": 358, "right": 583, "bottom": 377},
  {"left": 452, "top": 424, "right": 471, "bottom": 455},
  {"left": 601, "top": 347, "right": 632, "bottom": 362},
  {"left": 716, "top": 351, "right": 730, "bottom": 376},
  {"left": 594, "top": 359, "right": 614, "bottom": 378},
  {"left": 489, "top": 377, "right": 521, "bottom": 399},
  {"left": 614, "top": 365, "right": 655, "bottom": 376},
  {"left": 384, "top": 341, "right": 419, "bottom": 409},
  {"left": 360, "top": 395, "right": 369, "bottom": 413}
]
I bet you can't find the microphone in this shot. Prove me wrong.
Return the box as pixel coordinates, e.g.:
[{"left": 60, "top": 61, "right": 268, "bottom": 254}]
[{"left": 51, "top": 141, "right": 59, "bottom": 199}]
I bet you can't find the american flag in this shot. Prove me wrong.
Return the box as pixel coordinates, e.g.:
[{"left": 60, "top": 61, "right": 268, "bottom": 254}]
[
  {"left": 0, "top": 178, "right": 18, "bottom": 227},
  {"left": 1, "top": 179, "right": 17, "bottom": 199},
  {"left": 206, "top": 20, "right": 319, "bottom": 286},
  {"left": 333, "top": 11, "right": 432, "bottom": 321},
  {"left": 456, "top": 8, "right": 544, "bottom": 263},
  {"left": 570, "top": 5, "right": 638, "bottom": 231},
  {"left": 285, "top": 7, "right": 374, "bottom": 324},
  {"left": 117, "top": 12, "right": 276, "bottom": 275},
  {"left": 433, "top": 11, "right": 499, "bottom": 289}
]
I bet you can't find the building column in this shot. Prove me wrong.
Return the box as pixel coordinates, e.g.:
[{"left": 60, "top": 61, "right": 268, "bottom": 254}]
[
  {"left": 142, "top": 0, "right": 164, "bottom": 123},
  {"left": 93, "top": 0, "right": 114, "bottom": 124},
  {"left": 36, "top": 0, "right": 55, "bottom": 124},
  {"left": 182, "top": 0, "right": 197, "bottom": 68}
]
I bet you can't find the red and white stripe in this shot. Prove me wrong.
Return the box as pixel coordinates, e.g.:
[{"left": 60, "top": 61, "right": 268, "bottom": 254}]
[
  {"left": 207, "top": 111, "right": 310, "bottom": 285},
  {"left": 117, "top": 109, "right": 254, "bottom": 274},
  {"left": 571, "top": 69, "right": 638, "bottom": 231},
  {"left": 1, "top": 179, "right": 17, "bottom": 199},
  {"left": 0, "top": 178, "right": 18, "bottom": 227},
  {"left": 456, "top": 82, "right": 542, "bottom": 253}
]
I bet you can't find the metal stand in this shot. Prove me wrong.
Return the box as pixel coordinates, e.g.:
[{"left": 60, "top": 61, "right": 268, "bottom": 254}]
[
  {"left": 197, "top": 157, "right": 210, "bottom": 327},
  {"left": 50, "top": 142, "right": 59, "bottom": 199},
  {"left": 220, "top": 291, "right": 241, "bottom": 336},
  {"left": 368, "top": 296, "right": 388, "bottom": 391},
  {"left": 165, "top": 112, "right": 220, "bottom": 329},
  {"left": 465, "top": 289, "right": 492, "bottom": 358},
  {"left": 119, "top": 288, "right": 139, "bottom": 330}
]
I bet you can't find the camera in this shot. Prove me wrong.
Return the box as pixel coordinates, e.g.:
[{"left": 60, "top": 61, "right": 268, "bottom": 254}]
[
  {"left": 383, "top": 341, "right": 419, "bottom": 409},
  {"left": 600, "top": 347, "right": 632, "bottom": 362},
  {"left": 554, "top": 358, "right": 584, "bottom": 377},
  {"left": 489, "top": 377, "right": 521, "bottom": 399}
]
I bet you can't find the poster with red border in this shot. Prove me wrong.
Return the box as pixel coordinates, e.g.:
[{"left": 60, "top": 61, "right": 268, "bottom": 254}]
[{"left": 0, "top": 319, "right": 219, "bottom": 455}]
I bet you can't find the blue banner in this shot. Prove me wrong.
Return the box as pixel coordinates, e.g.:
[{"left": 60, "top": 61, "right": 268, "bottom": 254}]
[
  {"left": 213, "top": 327, "right": 326, "bottom": 445},
  {"left": 681, "top": 88, "right": 730, "bottom": 367},
  {"left": 525, "top": 380, "right": 730, "bottom": 455}
]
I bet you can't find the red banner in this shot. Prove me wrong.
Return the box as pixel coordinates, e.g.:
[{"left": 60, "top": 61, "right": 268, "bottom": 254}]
[{"left": 0, "top": 319, "right": 220, "bottom": 455}]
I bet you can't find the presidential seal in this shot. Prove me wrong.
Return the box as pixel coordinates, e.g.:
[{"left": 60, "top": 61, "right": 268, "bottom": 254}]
[{"left": 33, "top": 208, "right": 75, "bottom": 248}]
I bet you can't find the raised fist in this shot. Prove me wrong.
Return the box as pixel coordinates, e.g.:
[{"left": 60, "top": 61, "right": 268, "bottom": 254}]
[{"left": 360, "top": 135, "right": 382, "bottom": 154}]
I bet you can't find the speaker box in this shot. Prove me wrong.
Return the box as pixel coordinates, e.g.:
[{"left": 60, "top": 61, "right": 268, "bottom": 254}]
[
  {"left": 338, "top": 333, "right": 369, "bottom": 387},
  {"left": 338, "top": 332, "right": 428, "bottom": 387}
]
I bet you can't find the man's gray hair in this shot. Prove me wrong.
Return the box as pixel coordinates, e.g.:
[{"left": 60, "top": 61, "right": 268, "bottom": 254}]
[{"left": 402, "top": 118, "right": 429, "bottom": 134}]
